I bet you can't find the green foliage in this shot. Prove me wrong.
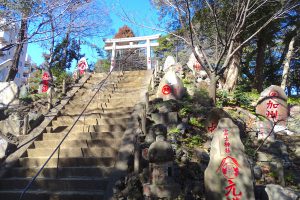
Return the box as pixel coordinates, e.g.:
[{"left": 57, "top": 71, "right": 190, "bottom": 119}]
[
  {"left": 192, "top": 88, "right": 212, "bottom": 106},
  {"left": 182, "top": 135, "right": 203, "bottom": 148},
  {"left": 168, "top": 127, "right": 180, "bottom": 135},
  {"left": 285, "top": 171, "right": 296, "bottom": 185},
  {"left": 51, "top": 67, "right": 73, "bottom": 87},
  {"left": 189, "top": 117, "right": 204, "bottom": 128},
  {"left": 179, "top": 104, "right": 193, "bottom": 118},
  {"left": 288, "top": 97, "right": 300, "bottom": 105},
  {"left": 51, "top": 37, "right": 83, "bottom": 71},
  {"left": 28, "top": 69, "right": 42, "bottom": 93}
]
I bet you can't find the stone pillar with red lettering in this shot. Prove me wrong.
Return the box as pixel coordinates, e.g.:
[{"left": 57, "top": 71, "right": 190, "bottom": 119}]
[
  {"left": 41, "top": 71, "right": 51, "bottom": 93},
  {"left": 256, "top": 85, "right": 288, "bottom": 125},
  {"left": 204, "top": 118, "right": 255, "bottom": 200},
  {"left": 156, "top": 70, "right": 185, "bottom": 101}
]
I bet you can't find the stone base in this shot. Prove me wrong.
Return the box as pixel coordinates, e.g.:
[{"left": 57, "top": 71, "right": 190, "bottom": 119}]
[{"left": 143, "top": 183, "right": 180, "bottom": 199}]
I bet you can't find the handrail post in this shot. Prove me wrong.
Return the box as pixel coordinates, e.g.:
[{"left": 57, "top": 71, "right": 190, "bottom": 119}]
[
  {"left": 62, "top": 79, "right": 66, "bottom": 95},
  {"left": 48, "top": 87, "right": 53, "bottom": 110},
  {"left": 22, "top": 115, "right": 29, "bottom": 135}
]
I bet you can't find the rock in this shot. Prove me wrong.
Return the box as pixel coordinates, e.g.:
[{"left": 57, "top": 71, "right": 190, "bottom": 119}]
[
  {"left": 19, "top": 85, "right": 28, "bottom": 99},
  {"left": 194, "top": 147, "right": 210, "bottom": 163},
  {"left": 0, "top": 114, "right": 22, "bottom": 136},
  {"left": 151, "top": 124, "right": 167, "bottom": 138},
  {"left": 0, "top": 81, "right": 19, "bottom": 108},
  {"left": 253, "top": 165, "right": 263, "bottom": 180},
  {"left": 289, "top": 105, "right": 300, "bottom": 118},
  {"left": 256, "top": 118, "right": 275, "bottom": 141},
  {"left": 287, "top": 107, "right": 300, "bottom": 134},
  {"left": 163, "top": 56, "right": 176, "bottom": 71},
  {"left": 156, "top": 70, "right": 186, "bottom": 100},
  {"left": 28, "top": 112, "right": 45, "bottom": 130},
  {"left": 256, "top": 85, "right": 288, "bottom": 123},
  {"left": 151, "top": 112, "right": 178, "bottom": 126},
  {"left": 204, "top": 118, "right": 255, "bottom": 200},
  {"left": 265, "top": 184, "right": 299, "bottom": 200},
  {"left": 205, "top": 108, "right": 230, "bottom": 135},
  {"left": 0, "top": 133, "right": 18, "bottom": 159},
  {"left": 177, "top": 123, "right": 187, "bottom": 134}
]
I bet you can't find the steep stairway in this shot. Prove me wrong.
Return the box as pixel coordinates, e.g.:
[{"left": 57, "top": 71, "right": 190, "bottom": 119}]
[{"left": 0, "top": 70, "right": 150, "bottom": 200}]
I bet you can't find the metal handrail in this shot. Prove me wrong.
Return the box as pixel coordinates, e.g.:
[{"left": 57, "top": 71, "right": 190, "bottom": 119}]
[{"left": 19, "top": 67, "right": 123, "bottom": 200}]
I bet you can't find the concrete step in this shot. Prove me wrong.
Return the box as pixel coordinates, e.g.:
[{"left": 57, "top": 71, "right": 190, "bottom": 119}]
[
  {"left": 0, "top": 177, "right": 108, "bottom": 191},
  {"left": 18, "top": 157, "right": 115, "bottom": 168},
  {"left": 0, "top": 190, "right": 104, "bottom": 200},
  {"left": 27, "top": 147, "right": 117, "bottom": 158},
  {"left": 33, "top": 138, "right": 121, "bottom": 149},
  {"left": 42, "top": 131, "right": 124, "bottom": 141},
  {"left": 52, "top": 117, "right": 129, "bottom": 127},
  {"left": 51, "top": 124, "right": 126, "bottom": 134},
  {"left": 2, "top": 166, "right": 112, "bottom": 178}
]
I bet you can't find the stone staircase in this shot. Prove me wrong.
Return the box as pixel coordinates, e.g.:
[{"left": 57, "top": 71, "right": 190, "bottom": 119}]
[{"left": 0, "top": 70, "right": 150, "bottom": 200}]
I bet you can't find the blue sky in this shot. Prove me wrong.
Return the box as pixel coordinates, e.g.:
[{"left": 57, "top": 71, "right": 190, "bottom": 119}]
[{"left": 27, "top": 0, "right": 161, "bottom": 71}]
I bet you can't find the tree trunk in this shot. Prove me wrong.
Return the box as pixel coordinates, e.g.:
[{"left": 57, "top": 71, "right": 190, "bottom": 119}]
[
  {"left": 223, "top": 38, "right": 241, "bottom": 92},
  {"left": 281, "top": 36, "right": 295, "bottom": 90},
  {"left": 209, "top": 72, "right": 217, "bottom": 105},
  {"left": 5, "top": 15, "right": 28, "bottom": 81},
  {"left": 254, "top": 34, "right": 267, "bottom": 92}
]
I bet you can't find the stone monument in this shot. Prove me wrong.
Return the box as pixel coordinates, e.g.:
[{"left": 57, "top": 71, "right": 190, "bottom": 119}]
[
  {"left": 204, "top": 118, "right": 255, "bottom": 200},
  {"left": 163, "top": 56, "right": 176, "bottom": 72},
  {"left": 256, "top": 85, "right": 288, "bottom": 124},
  {"left": 156, "top": 70, "right": 185, "bottom": 101}
]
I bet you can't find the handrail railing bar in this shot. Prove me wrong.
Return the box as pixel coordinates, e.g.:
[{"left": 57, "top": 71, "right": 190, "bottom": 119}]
[{"left": 19, "top": 69, "right": 122, "bottom": 200}]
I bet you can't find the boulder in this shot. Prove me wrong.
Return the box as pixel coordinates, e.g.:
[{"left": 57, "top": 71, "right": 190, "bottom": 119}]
[
  {"left": 28, "top": 112, "right": 45, "bottom": 130},
  {"left": 0, "top": 133, "right": 18, "bottom": 159},
  {"left": 163, "top": 56, "right": 176, "bottom": 71},
  {"left": 204, "top": 118, "right": 255, "bottom": 200},
  {"left": 256, "top": 85, "right": 288, "bottom": 123},
  {"left": 255, "top": 118, "right": 275, "bottom": 141},
  {"left": 0, "top": 81, "right": 19, "bottom": 108},
  {"left": 156, "top": 70, "right": 185, "bottom": 100},
  {"left": 0, "top": 113, "right": 22, "bottom": 136},
  {"left": 204, "top": 108, "right": 230, "bottom": 134},
  {"left": 265, "top": 184, "right": 299, "bottom": 200},
  {"left": 19, "top": 85, "right": 28, "bottom": 99}
]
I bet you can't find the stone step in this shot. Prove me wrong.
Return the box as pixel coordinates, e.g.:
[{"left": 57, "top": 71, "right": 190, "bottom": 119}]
[
  {"left": 0, "top": 190, "right": 104, "bottom": 200},
  {"left": 0, "top": 177, "right": 108, "bottom": 191},
  {"left": 27, "top": 147, "right": 117, "bottom": 158},
  {"left": 66, "top": 101, "right": 135, "bottom": 110},
  {"left": 62, "top": 105, "right": 133, "bottom": 113},
  {"left": 18, "top": 157, "right": 115, "bottom": 168},
  {"left": 52, "top": 117, "right": 129, "bottom": 126},
  {"left": 33, "top": 138, "right": 121, "bottom": 149},
  {"left": 50, "top": 124, "right": 126, "bottom": 134},
  {"left": 42, "top": 131, "right": 124, "bottom": 141},
  {"left": 2, "top": 166, "right": 112, "bottom": 178}
]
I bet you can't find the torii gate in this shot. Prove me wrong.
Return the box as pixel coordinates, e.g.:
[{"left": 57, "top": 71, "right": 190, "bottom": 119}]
[{"left": 104, "top": 34, "right": 160, "bottom": 71}]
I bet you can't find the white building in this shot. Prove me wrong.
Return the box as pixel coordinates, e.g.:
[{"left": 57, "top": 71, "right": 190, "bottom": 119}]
[{"left": 0, "top": 20, "right": 28, "bottom": 86}]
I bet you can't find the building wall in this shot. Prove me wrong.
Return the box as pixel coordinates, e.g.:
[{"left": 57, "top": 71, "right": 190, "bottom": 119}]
[{"left": 0, "top": 20, "right": 28, "bottom": 87}]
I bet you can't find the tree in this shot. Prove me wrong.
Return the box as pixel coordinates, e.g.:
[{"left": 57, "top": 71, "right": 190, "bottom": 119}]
[
  {"left": 148, "top": 0, "right": 299, "bottom": 103},
  {"left": 1, "top": 0, "right": 112, "bottom": 81}
]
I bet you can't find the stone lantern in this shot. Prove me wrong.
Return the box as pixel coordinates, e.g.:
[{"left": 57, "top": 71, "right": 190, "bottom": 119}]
[{"left": 143, "top": 135, "right": 180, "bottom": 199}]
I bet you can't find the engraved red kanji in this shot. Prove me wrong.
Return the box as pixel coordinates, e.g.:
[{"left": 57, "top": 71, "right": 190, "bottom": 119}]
[
  {"left": 267, "top": 100, "right": 279, "bottom": 109},
  {"left": 225, "top": 180, "right": 242, "bottom": 198}
]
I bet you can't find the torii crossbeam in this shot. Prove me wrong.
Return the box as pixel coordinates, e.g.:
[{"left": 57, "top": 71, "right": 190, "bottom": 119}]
[{"left": 104, "top": 34, "right": 160, "bottom": 71}]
